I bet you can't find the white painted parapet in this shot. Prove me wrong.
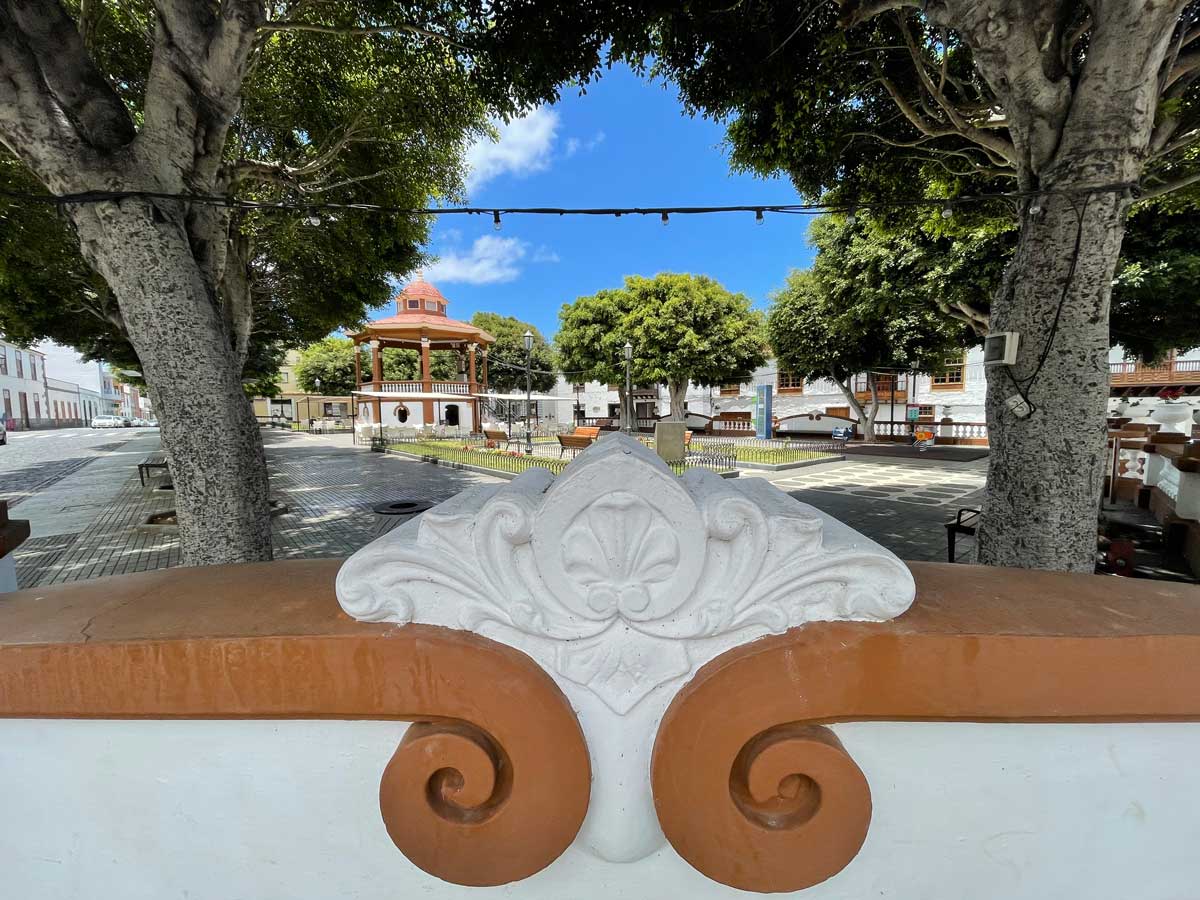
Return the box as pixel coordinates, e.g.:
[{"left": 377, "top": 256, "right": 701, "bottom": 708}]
[{"left": 336, "top": 433, "right": 915, "bottom": 862}]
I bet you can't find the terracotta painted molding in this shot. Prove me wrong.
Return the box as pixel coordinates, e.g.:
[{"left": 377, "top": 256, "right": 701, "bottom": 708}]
[
  {"left": 335, "top": 433, "right": 915, "bottom": 861},
  {"left": 0, "top": 560, "right": 589, "bottom": 887},
  {"left": 652, "top": 564, "right": 1200, "bottom": 892},
  {"left": 4, "top": 559, "right": 1200, "bottom": 892}
]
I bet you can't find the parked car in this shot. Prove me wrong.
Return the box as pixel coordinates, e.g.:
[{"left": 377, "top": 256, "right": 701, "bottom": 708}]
[
  {"left": 90, "top": 415, "right": 125, "bottom": 429},
  {"left": 131, "top": 418, "right": 147, "bottom": 427}
]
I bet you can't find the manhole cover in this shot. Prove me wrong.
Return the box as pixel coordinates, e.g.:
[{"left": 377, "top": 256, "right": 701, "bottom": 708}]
[{"left": 372, "top": 500, "right": 435, "bottom": 516}]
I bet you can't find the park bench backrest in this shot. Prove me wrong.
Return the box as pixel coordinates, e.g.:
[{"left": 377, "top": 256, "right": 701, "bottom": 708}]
[
  {"left": 574, "top": 426, "right": 601, "bottom": 440},
  {"left": 483, "top": 429, "right": 509, "bottom": 442}
]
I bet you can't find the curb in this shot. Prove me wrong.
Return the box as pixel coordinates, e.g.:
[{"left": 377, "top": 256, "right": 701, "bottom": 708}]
[{"left": 735, "top": 454, "right": 845, "bottom": 472}]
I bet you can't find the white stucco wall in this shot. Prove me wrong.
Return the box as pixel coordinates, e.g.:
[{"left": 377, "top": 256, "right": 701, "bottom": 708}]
[{"left": 3, "top": 717, "right": 1199, "bottom": 899}]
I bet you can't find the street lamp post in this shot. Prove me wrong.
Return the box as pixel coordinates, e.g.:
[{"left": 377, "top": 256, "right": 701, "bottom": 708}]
[
  {"left": 623, "top": 341, "right": 633, "bottom": 435},
  {"left": 523, "top": 330, "right": 534, "bottom": 455},
  {"left": 313, "top": 377, "right": 321, "bottom": 430}
]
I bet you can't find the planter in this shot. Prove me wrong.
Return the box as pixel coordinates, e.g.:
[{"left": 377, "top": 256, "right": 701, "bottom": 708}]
[{"left": 1151, "top": 403, "right": 1193, "bottom": 435}]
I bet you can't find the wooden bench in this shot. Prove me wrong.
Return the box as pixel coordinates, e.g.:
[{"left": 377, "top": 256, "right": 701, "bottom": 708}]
[
  {"left": 138, "top": 452, "right": 169, "bottom": 487},
  {"left": 556, "top": 426, "right": 603, "bottom": 458},
  {"left": 483, "top": 428, "right": 517, "bottom": 449}
]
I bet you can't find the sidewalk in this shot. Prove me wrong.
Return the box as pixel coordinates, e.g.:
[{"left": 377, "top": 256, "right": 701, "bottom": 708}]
[{"left": 15, "top": 429, "right": 500, "bottom": 589}]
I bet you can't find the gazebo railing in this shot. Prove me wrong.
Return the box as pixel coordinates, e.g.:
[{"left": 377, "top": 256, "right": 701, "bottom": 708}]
[{"left": 359, "top": 380, "right": 474, "bottom": 395}]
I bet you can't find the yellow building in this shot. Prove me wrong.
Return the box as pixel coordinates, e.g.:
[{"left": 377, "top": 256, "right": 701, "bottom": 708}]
[{"left": 252, "top": 350, "right": 353, "bottom": 424}]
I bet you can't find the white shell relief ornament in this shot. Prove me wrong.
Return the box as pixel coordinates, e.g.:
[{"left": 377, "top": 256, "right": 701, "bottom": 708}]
[{"left": 335, "top": 434, "right": 915, "bottom": 863}]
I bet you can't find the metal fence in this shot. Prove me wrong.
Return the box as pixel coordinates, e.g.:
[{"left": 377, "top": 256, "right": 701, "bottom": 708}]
[
  {"left": 691, "top": 436, "right": 843, "bottom": 465},
  {"left": 386, "top": 437, "right": 737, "bottom": 477}
]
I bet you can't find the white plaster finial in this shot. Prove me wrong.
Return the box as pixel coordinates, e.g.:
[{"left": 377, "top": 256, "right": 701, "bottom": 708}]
[{"left": 335, "top": 433, "right": 915, "bottom": 862}]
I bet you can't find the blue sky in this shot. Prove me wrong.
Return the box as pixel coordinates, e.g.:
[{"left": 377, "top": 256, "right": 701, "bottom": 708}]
[
  {"left": 402, "top": 63, "right": 817, "bottom": 339},
  {"left": 45, "top": 64, "right": 819, "bottom": 392}
]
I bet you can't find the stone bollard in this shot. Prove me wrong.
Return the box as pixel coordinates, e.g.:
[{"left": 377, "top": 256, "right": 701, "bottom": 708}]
[
  {"left": 0, "top": 501, "right": 31, "bottom": 593},
  {"left": 653, "top": 420, "right": 687, "bottom": 464}
]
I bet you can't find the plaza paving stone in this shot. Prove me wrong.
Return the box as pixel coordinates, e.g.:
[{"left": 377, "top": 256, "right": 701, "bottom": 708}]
[{"left": 11, "top": 429, "right": 985, "bottom": 587}]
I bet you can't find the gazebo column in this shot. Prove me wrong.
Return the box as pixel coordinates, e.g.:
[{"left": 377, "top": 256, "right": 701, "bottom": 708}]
[
  {"left": 468, "top": 343, "right": 479, "bottom": 430},
  {"left": 420, "top": 336, "right": 434, "bottom": 424},
  {"left": 370, "top": 339, "right": 382, "bottom": 431}
]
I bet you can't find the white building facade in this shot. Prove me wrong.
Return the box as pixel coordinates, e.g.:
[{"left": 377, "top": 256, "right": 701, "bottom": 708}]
[
  {"left": 0, "top": 339, "right": 50, "bottom": 430},
  {"left": 547, "top": 344, "right": 1200, "bottom": 441}
]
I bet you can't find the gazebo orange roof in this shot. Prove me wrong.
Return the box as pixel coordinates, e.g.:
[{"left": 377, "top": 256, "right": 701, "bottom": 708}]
[{"left": 350, "top": 275, "right": 495, "bottom": 347}]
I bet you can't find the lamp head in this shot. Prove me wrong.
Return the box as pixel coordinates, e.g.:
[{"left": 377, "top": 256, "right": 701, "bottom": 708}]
[{"left": 523, "top": 330, "right": 534, "bottom": 351}]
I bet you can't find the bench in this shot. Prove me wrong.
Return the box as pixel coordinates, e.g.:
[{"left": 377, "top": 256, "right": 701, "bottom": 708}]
[
  {"left": 556, "top": 425, "right": 603, "bottom": 458},
  {"left": 557, "top": 434, "right": 593, "bottom": 457},
  {"left": 483, "top": 428, "right": 516, "bottom": 449},
  {"left": 945, "top": 508, "right": 981, "bottom": 562},
  {"left": 138, "top": 452, "right": 169, "bottom": 487}
]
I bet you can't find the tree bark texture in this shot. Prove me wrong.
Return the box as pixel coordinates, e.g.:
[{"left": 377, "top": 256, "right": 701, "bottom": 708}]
[
  {"left": 0, "top": 0, "right": 272, "bottom": 565},
  {"left": 73, "top": 201, "right": 273, "bottom": 564},
  {"left": 977, "top": 192, "right": 1126, "bottom": 572},
  {"left": 667, "top": 381, "right": 688, "bottom": 421},
  {"left": 928, "top": 0, "right": 1188, "bottom": 572},
  {"left": 834, "top": 376, "right": 876, "bottom": 442}
]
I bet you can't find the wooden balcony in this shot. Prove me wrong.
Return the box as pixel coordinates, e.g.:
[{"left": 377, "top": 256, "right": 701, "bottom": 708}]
[
  {"left": 1110, "top": 359, "right": 1200, "bottom": 394},
  {"left": 358, "top": 380, "right": 476, "bottom": 396},
  {"left": 853, "top": 388, "right": 907, "bottom": 403}
]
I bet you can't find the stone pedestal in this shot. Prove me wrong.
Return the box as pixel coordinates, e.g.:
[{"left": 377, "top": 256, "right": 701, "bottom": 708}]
[{"left": 653, "top": 421, "right": 687, "bottom": 464}]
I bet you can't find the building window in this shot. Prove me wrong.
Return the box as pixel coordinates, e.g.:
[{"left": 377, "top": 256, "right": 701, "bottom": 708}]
[
  {"left": 777, "top": 371, "right": 804, "bottom": 393},
  {"left": 29, "top": 356, "right": 36, "bottom": 381},
  {"left": 916, "top": 404, "right": 935, "bottom": 418},
  {"left": 33, "top": 395, "right": 41, "bottom": 418},
  {"left": 932, "top": 358, "right": 966, "bottom": 389},
  {"left": 720, "top": 383, "right": 741, "bottom": 396},
  {"left": 279, "top": 372, "right": 289, "bottom": 383},
  {"left": 571, "top": 383, "right": 585, "bottom": 393},
  {"left": 15, "top": 352, "right": 23, "bottom": 379},
  {"left": 437, "top": 302, "right": 446, "bottom": 313},
  {"left": 425, "top": 300, "right": 437, "bottom": 311},
  {"left": 2, "top": 389, "right": 11, "bottom": 418},
  {"left": 0, "top": 349, "right": 6, "bottom": 375},
  {"left": 407, "top": 299, "right": 420, "bottom": 309}
]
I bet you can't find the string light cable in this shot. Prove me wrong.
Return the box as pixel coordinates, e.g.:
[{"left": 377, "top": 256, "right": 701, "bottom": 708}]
[{"left": 0, "top": 182, "right": 1140, "bottom": 222}]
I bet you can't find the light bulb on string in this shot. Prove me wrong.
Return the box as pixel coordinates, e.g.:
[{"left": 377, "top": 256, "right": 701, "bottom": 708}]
[
  {"left": 661, "top": 211, "right": 669, "bottom": 226},
  {"left": 493, "top": 210, "right": 502, "bottom": 231},
  {"left": 755, "top": 209, "right": 764, "bottom": 225}
]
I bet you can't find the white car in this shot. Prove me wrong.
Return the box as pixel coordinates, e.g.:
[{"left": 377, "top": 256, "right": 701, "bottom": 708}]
[{"left": 90, "top": 415, "right": 125, "bottom": 428}]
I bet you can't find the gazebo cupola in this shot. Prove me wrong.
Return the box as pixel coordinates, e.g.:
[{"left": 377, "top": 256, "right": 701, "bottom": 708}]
[{"left": 349, "top": 274, "right": 496, "bottom": 432}]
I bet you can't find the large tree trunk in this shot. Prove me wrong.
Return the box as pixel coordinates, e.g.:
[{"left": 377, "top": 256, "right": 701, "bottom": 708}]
[
  {"left": 73, "top": 200, "right": 273, "bottom": 565},
  {"left": 928, "top": 0, "right": 1186, "bottom": 572},
  {"left": 977, "top": 188, "right": 1129, "bottom": 573},
  {"left": 834, "top": 375, "right": 876, "bottom": 442},
  {"left": 667, "top": 381, "right": 688, "bottom": 421}
]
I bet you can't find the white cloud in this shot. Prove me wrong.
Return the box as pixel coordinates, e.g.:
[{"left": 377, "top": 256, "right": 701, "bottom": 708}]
[
  {"left": 35, "top": 341, "right": 102, "bottom": 392},
  {"left": 423, "top": 233, "right": 561, "bottom": 285},
  {"left": 425, "top": 236, "right": 528, "bottom": 285},
  {"left": 564, "top": 131, "right": 605, "bottom": 158},
  {"left": 465, "top": 107, "right": 559, "bottom": 194}
]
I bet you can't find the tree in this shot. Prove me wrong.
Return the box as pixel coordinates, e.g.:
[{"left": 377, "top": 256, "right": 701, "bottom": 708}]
[
  {"left": 0, "top": 2, "right": 504, "bottom": 565},
  {"left": 768, "top": 219, "right": 972, "bottom": 441},
  {"left": 295, "top": 338, "right": 421, "bottom": 396},
  {"left": 623, "top": 274, "right": 766, "bottom": 420},
  {"left": 557, "top": 288, "right": 638, "bottom": 423},
  {"left": 558, "top": 275, "right": 766, "bottom": 423},
  {"left": 470, "top": 312, "right": 557, "bottom": 393},
  {"left": 609, "top": 0, "right": 1200, "bottom": 572}
]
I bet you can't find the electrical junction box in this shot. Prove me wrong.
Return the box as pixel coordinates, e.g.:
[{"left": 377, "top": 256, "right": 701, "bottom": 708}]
[{"left": 983, "top": 331, "right": 1019, "bottom": 366}]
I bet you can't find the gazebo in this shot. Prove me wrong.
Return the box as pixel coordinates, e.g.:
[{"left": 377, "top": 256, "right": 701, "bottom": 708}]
[{"left": 349, "top": 276, "right": 495, "bottom": 434}]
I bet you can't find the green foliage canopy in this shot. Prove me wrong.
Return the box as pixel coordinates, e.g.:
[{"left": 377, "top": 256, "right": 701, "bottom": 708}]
[{"left": 470, "top": 312, "right": 557, "bottom": 393}]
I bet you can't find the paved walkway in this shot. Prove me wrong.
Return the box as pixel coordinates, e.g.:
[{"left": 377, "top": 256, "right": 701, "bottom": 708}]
[
  {"left": 15, "top": 430, "right": 500, "bottom": 589},
  {"left": 11, "top": 429, "right": 985, "bottom": 588}
]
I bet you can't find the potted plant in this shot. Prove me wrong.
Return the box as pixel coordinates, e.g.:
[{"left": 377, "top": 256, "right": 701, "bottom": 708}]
[{"left": 1150, "top": 387, "right": 1194, "bottom": 434}]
